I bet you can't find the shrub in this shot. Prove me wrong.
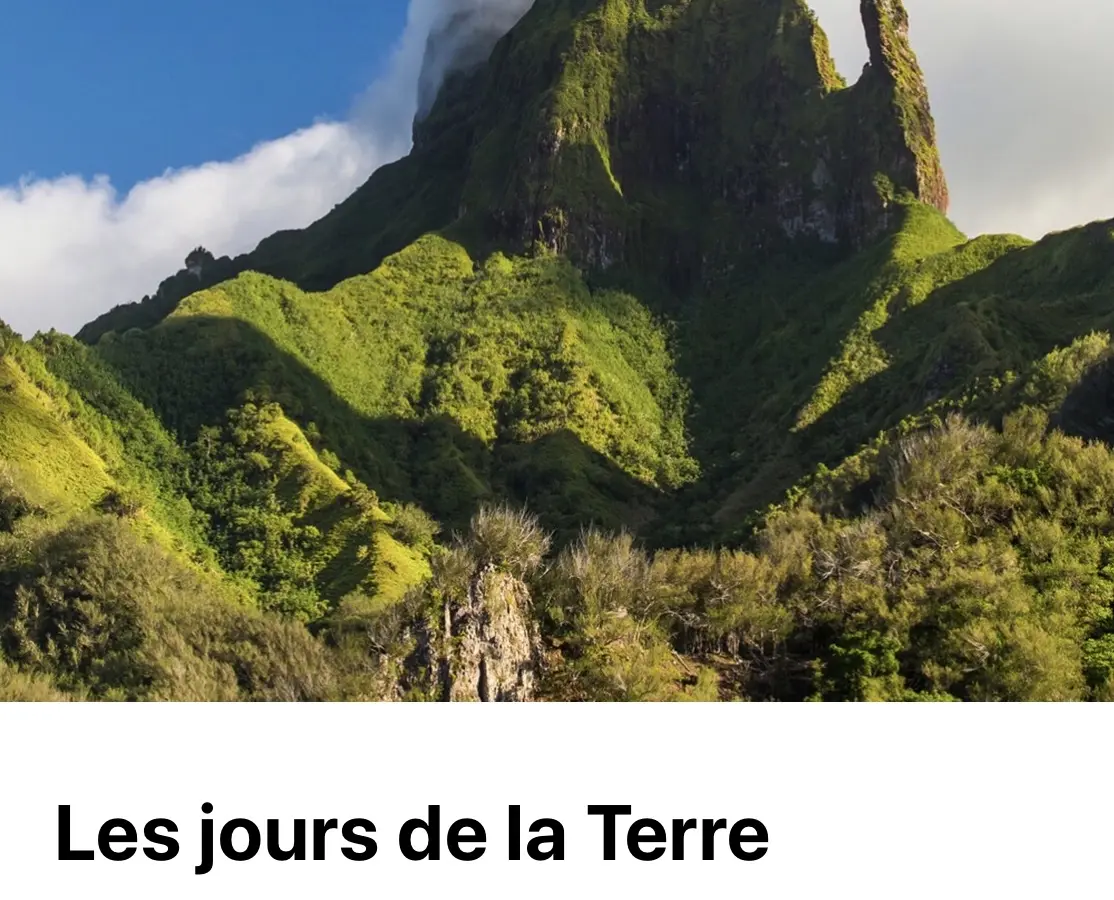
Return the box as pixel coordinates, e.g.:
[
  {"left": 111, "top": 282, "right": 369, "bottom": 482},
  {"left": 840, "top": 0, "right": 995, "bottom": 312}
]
[
  {"left": 0, "top": 465, "right": 36, "bottom": 532},
  {"left": 385, "top": 502, "right": 439, "bottom": 552},
  {"left": 544, "top": 529, "right": 651, "bottom": 621},
  {"left": 0, "top": 517, "right": 167, "bottom": 697},
  {"left": 0, "top": 320, "right": 18, "bottom": 356},
  {"left": 147, "top": 599, "right": 338, "bottom": 702},
  {"left": 96, "top": 487, "right": 145, "bottom": 519},
  {"left": 0, "top": 515, "right": 340, "bottom": 700},
  {"left": 538, "top": 530, "right": 719, "bottom": 701},
  {"left": 321, "top": 589, "right": 431, "bottom": 701},
  {"left": 0, "top": 657, "right": 71, "bottom": 701},
  {"left": 428, "top": 545, "right": 476, "bottom": 601},
  {"left": 347, "top": 483, "right": 380, "bottom": 517},
  {"left": 460, "top": 505, "right": 550, "bottom": 578}
]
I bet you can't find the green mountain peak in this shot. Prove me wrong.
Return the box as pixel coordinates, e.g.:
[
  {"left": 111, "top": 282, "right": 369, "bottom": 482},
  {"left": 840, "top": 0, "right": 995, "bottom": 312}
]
[{"left": 81, "top": 0, "right": 949, "bottom": 340}]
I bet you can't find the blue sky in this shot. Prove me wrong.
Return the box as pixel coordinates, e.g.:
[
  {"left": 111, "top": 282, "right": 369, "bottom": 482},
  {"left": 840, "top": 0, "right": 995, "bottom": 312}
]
[{"left": 0, "top": 0, "right": 408, "bottom": 189}]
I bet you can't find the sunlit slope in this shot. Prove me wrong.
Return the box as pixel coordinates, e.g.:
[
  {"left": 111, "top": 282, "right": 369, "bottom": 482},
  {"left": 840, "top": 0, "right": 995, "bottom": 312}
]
[
  {"left": 91, "top": 235, "right": 697, "bottom": 536},
  {"left": 0, "top": 326, "right": 431, "bottom": 622},
  {"left": 0, "top": 352, "right": 114, "bottom": 511}
]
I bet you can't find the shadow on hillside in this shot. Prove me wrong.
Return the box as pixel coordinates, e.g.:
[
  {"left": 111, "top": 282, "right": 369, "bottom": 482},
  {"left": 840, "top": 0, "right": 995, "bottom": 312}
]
[
  {"left": 96, "top": 315, "right": 656, "bottom": 543},
  {"left": 674, "top": 222, "right": 1114, "bottom": 529},
  {"left": 1055, "top": 354, "right": 1114, "bottom": 444},
  {"left": 842, "top": 222, "right": 1114, "bottom": 428},
  {"left": 781, "top": 223, "right": 1114, "bottom": 506},
  {"left": 664, "top": 240, "right": 911, "bottom": 533}
]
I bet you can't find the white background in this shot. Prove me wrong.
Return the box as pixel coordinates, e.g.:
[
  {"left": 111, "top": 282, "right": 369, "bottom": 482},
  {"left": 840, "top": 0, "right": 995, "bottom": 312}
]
[{"left": 0, "top": 703, "right": 1107, "bottom": 898}]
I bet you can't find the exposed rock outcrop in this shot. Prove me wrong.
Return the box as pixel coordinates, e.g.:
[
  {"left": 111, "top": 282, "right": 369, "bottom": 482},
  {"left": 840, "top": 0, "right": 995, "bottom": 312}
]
[
  {"left": 406, "top": 564, "right": 541, "bottom": 702},
  {"left": 858, "top": 0, "right": 949, "bottom": 217}
]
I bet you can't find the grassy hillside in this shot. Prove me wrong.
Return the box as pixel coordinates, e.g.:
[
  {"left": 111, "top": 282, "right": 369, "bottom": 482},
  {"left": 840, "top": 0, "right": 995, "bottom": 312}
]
[
  {"left": 92, "top": 236, "right": 696, "bottom": 536},
  {"left": 0, "top": 322, "right": 432, "bottom": 654},
  {"left": 673, "top": 206, "right": 1114, "bottom": 538}
]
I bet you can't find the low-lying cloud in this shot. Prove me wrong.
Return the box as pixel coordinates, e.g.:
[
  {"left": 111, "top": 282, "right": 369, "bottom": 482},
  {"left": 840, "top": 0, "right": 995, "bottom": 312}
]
[
  {"left": 0, "top": 124, "right": 379, "bottom": 340},
  {"left": 2, "top": 0, "right": 1113, "bottom": 337}
]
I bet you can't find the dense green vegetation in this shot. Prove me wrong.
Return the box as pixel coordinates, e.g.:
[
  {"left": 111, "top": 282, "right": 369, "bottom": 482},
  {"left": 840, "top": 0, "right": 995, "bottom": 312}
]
[
  {"left": 91, "top": 236, "right": 695, "bottom": 538},
  {"left": 7, "top": 210, "right": 1114, "bottom": 701},
  {"left": 5, "top": 0, "right": 1114, "bottom": 700}
]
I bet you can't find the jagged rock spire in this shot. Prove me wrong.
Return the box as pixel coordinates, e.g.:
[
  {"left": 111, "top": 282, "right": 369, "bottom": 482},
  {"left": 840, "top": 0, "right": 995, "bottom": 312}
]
[
  {"left": 860, "top": 0, "right": 949, "bottom": 214},
  {"left": 862, "top": 0, "right": 912, "bottom": 71}
]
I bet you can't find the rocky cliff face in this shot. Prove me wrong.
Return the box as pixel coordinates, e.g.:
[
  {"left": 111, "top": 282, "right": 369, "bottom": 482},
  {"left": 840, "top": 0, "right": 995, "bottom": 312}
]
[
  {"left": 406, "top": 564, "right": 541, "bottom": 702},
  {"left": 435, "top": 0, "right": 949, "bottom": 280}
]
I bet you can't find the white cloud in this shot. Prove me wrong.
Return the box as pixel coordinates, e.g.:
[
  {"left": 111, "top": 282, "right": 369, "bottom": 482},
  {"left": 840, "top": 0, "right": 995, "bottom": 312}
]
[
  {"left": 0, "top": 123, "right": 379, "bottom": 338},
  {"left": 0, "top": 0, "right": 532, "bottom": 338},
  {"left": 2, "top": 0, "right": 1113, "bottom": 337},
  {"left": 353, "top": 0, "right": 532, "bottom": 132}
]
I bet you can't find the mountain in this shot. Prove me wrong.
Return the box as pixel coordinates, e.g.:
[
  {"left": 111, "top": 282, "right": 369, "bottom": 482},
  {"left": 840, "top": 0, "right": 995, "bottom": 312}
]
[
  {"left": 80, "top": 0, "right": 949, "bottom": 338},
  {"left": 4, "top": 0, "right": 1114, "bottom": 701}
]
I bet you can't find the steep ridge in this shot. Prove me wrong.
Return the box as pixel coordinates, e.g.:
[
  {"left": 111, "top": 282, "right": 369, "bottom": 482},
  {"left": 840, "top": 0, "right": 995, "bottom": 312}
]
[{"left": 89, "top": 236, "right": 694, "bottom": 538}]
